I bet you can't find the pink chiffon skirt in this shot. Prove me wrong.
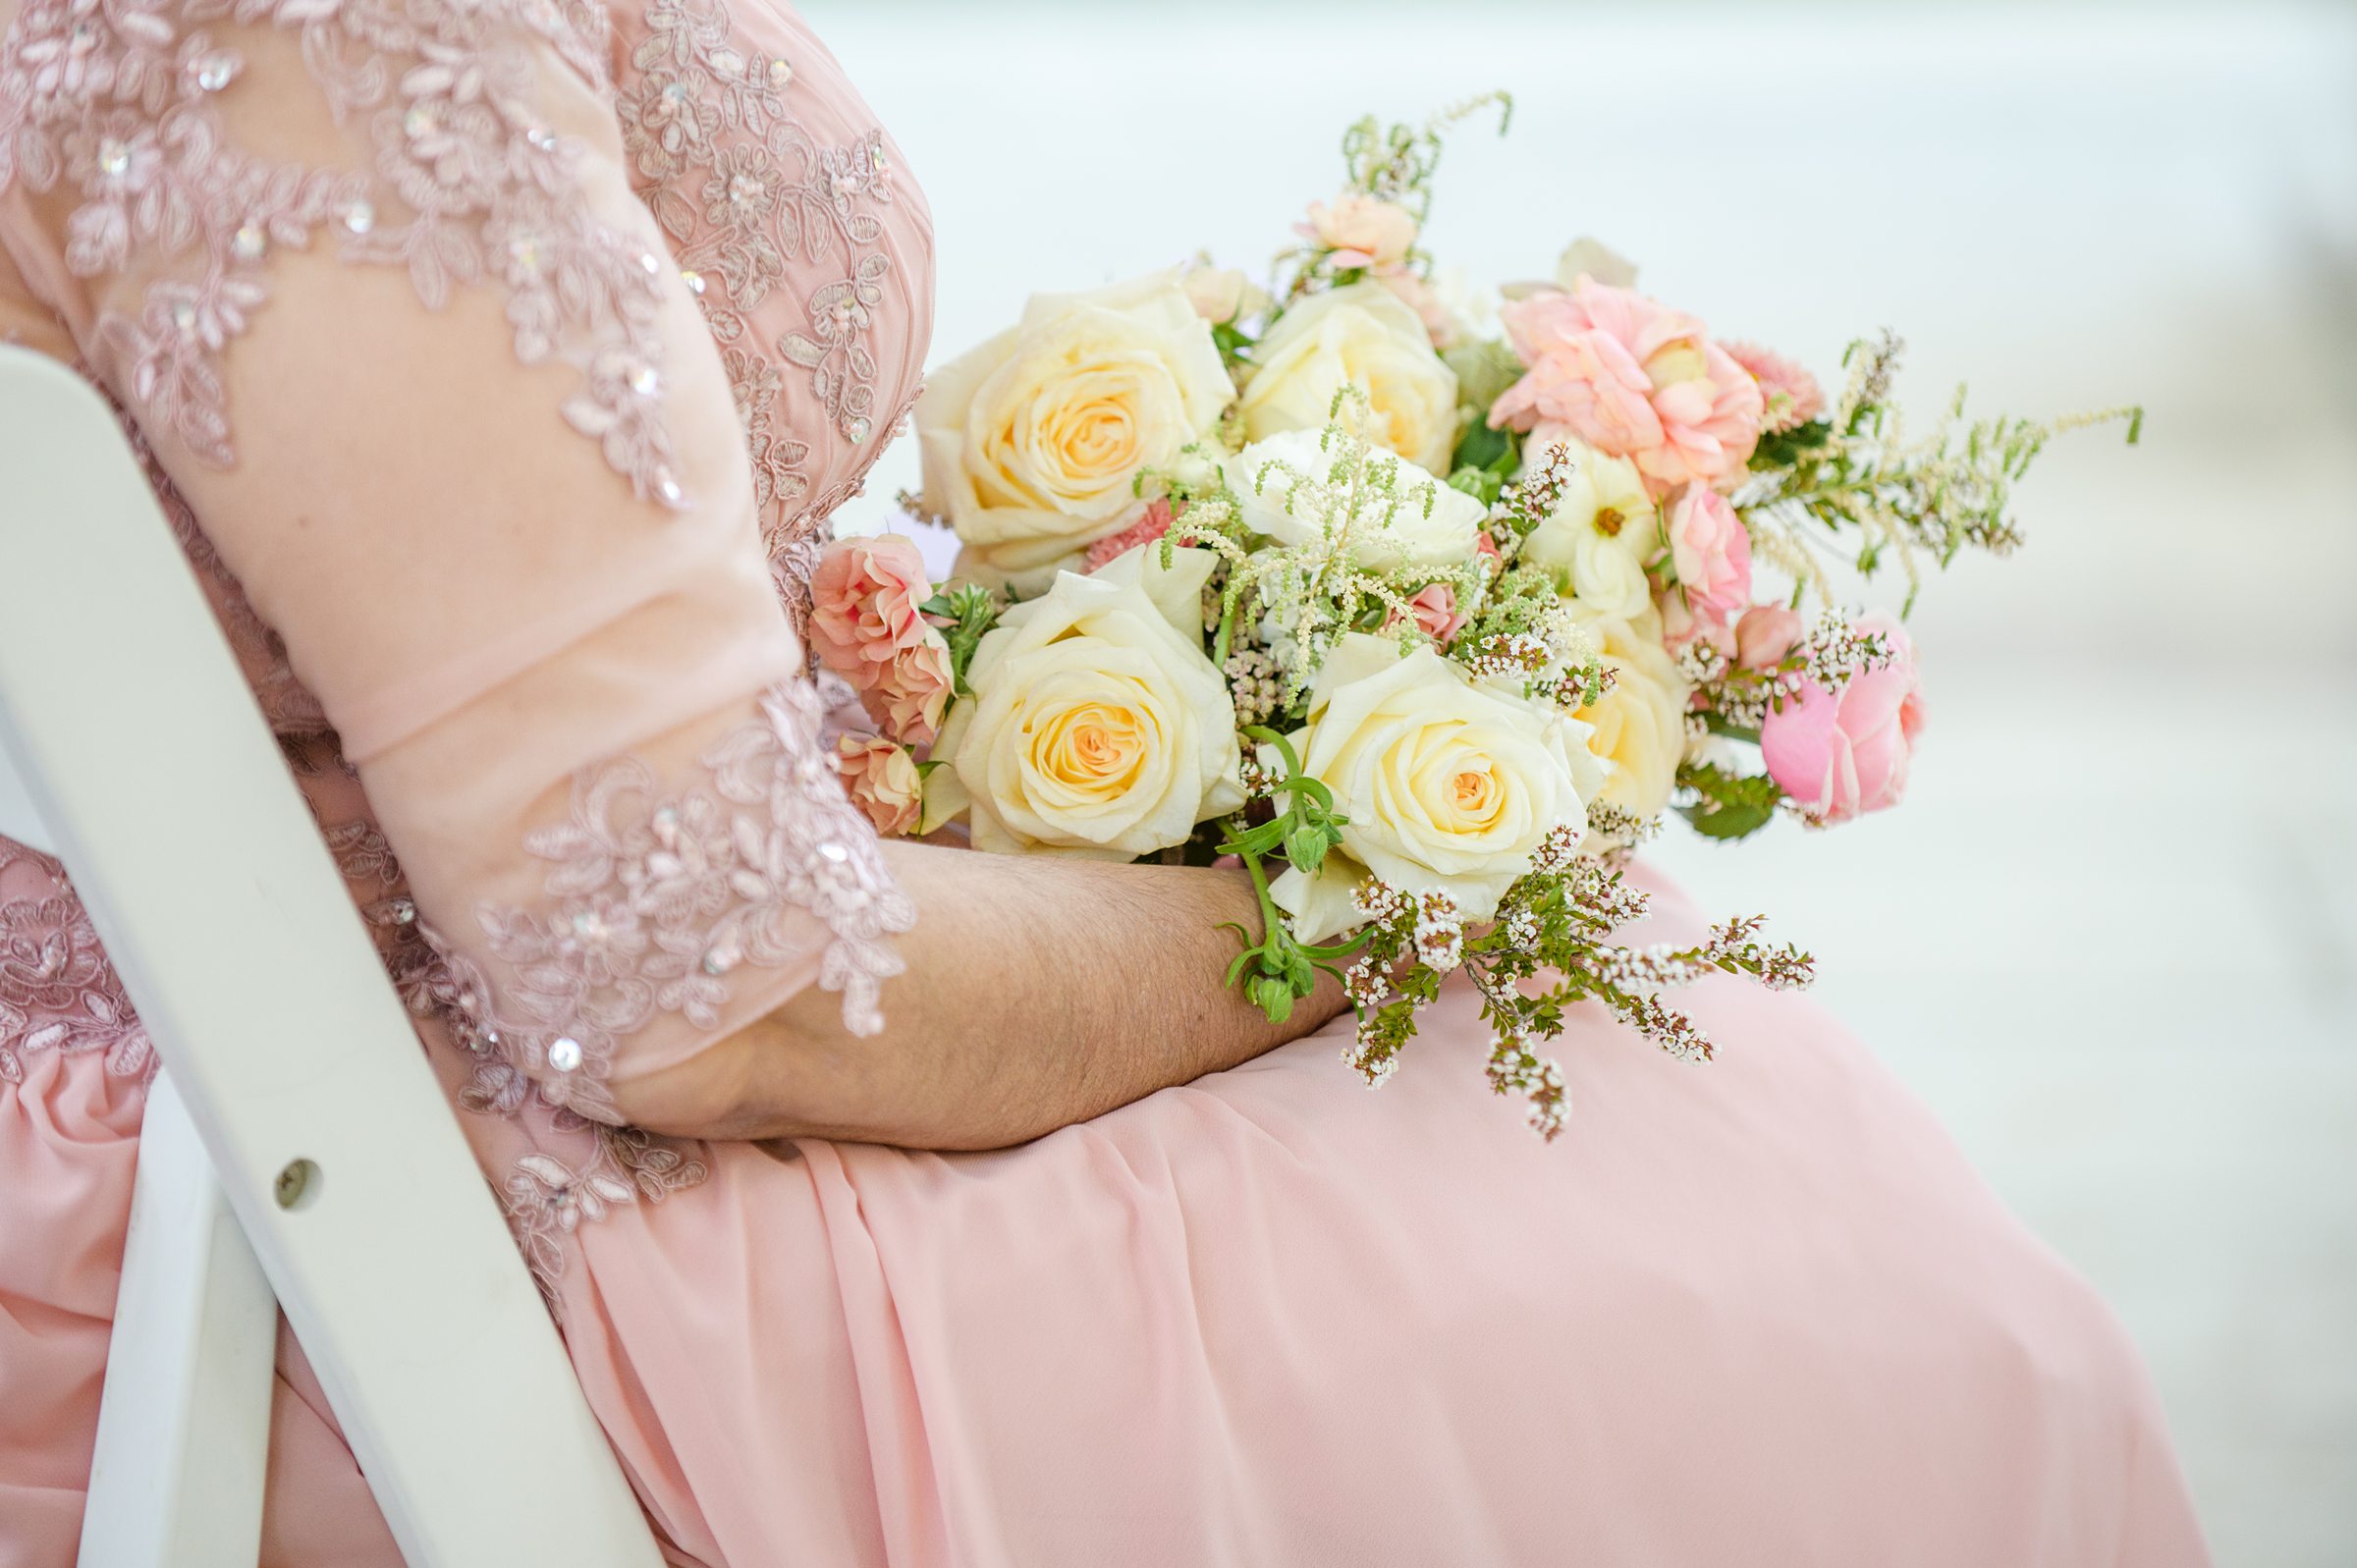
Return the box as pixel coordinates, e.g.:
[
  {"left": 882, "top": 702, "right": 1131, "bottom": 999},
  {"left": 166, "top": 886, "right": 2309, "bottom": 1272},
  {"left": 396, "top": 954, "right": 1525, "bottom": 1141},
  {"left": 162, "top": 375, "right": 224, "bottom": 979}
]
[
  {"left": 2, "top": 859, "right": 2208, "bottom": 1566},
  {"left": 559, "top": 863, "right": 2209, "bottom": 1566}
]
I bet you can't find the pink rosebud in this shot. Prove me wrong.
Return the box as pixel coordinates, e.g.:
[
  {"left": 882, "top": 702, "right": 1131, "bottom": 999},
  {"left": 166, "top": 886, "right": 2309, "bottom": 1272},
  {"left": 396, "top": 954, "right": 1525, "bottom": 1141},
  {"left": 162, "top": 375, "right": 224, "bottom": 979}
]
[
  {"left": 1667, "top": 486, "right": 1752, "bottom": 625},
  {"left": 1385, "top": 581, "right": 1467, "bottom": 645},
  {"left": 1489, "top": 278, "right": 1764, "bottom": 496},
  {"left": 1659, "top": 590, "right": 1735, "bottom": 659},
  {"left": 833, "top": 733, "right": 923, "bottom": 837},
  {"left": 1297, "top": 192, "right": 1419, "bottom": 273},
  {"left": 1760, "top": 612, "right": 1926, "bottom": 825},
  {"left": 1083, "top": 498, "right": 1179, "bottom": 573},
  {"left": 1724, "top": 341, "right": 1825, "bottom": 434},
  {"left": 1474, "top": 530, "right": 1502, "bottom": 563},
  {"left": 1182, "top": 267, "right": 1267, "bottom": 326},
  {"left": 862, "top": 633, "right": 954, "bottom": 750},
  {"left": 1733, "top": 604, "right": 1803, "bottom": 671},
  {"left": 1376, "top": 270, "right": 1459, "bottom": 350},
  {"left": 809, "top": 535, "right": 937, "bottom": 678}
]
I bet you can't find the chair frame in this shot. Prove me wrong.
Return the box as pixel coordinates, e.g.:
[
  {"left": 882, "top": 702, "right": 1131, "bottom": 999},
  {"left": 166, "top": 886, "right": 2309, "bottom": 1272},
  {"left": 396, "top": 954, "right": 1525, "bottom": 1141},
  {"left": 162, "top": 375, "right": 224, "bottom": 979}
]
[{"left": 0, "top": 346, "right": 663, "bottom": 1567}]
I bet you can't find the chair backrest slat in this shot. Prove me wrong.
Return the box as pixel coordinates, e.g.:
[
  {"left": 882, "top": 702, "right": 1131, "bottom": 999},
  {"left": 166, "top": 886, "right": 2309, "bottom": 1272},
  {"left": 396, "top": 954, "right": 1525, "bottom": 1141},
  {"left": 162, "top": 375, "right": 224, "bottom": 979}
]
[{"left": 0, "top": 347, "right": 662, "bottom": 1567}]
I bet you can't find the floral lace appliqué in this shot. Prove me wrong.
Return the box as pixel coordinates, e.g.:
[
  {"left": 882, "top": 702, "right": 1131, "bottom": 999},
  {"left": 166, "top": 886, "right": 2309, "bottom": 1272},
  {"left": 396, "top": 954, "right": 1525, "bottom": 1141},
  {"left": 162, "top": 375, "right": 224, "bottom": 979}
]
[
  {"left": 502, "top": 1126, "right": 707, "bottom": 1308},
  {"left": 0, "top": 0, "right": 686, "bottom": 505},
  {"left": 0, "top": 840, "right": 155, "bottom": 1086},
  {"left": 615, "top": 0, "right": 904, "bottom": 556},
  {"left": 422, "top": 677, "right": 912, "bottom": 1125}
]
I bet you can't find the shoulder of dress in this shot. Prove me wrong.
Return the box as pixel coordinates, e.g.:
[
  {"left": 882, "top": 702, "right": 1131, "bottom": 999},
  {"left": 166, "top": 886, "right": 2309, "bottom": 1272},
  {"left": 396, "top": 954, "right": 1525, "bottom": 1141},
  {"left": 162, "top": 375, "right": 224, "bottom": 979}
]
[{"left": 0, "top": 0, "right": 683, "bottom": 502}]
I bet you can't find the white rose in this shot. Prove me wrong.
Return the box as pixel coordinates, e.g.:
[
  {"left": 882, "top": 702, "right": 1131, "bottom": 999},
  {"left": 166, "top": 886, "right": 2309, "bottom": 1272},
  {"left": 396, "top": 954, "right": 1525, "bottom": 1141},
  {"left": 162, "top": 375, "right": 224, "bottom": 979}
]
[
  {"left": 1222, "top": 429, "right": 1485, "bottom": 573},
  {"left": 1239, "top": 282, "right": 1461, "bottom": 474},
  {"left": 924, "top": 546, "right": 1243, "bottom": 858},
  {"left": 1565, "top": 611, "right": 1691, "bottom": 820},
  {"left": 1517, "top": 432, "right": 1660, "bottom": 621},
  {"left": 1270, "top": 633, "right": 1606, "bottom": 941},
  {"left": 917, "top": 271, "right": 1234, "bottom": 591}
]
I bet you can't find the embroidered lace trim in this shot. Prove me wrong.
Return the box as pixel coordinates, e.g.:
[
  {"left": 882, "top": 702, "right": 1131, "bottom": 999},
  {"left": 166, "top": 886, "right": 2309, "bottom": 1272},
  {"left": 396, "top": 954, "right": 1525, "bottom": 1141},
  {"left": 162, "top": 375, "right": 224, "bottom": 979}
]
[
  {"left": 310, "top": 807, "right": 722, "bottom": 1313},
  {"left": 0, "top": 0, "right": 685, "bottom": 504},
  {"left": 418, "top": 677, "right": 912, "bottom": 1125}
]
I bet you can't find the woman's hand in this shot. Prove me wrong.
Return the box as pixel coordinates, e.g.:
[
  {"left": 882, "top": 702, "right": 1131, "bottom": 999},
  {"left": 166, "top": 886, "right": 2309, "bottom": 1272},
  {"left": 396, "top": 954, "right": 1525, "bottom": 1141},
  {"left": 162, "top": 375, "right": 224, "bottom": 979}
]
[{"left": 607, "top": 838, "right": 1349, "bottom": 1149}]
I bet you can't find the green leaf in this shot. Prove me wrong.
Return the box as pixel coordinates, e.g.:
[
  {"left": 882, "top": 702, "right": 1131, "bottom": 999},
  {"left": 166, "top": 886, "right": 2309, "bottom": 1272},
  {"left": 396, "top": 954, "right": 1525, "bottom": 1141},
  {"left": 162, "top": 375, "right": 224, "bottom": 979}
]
[
  {"left": 1677, "top": 762, "right": 1783, "bottom": 841},
  {"left": 1749, "top": 418, "right": 1833, "bottom": 470},
  {"left": 1452, "top": 420, "right": 1513, "bottom": 474}
]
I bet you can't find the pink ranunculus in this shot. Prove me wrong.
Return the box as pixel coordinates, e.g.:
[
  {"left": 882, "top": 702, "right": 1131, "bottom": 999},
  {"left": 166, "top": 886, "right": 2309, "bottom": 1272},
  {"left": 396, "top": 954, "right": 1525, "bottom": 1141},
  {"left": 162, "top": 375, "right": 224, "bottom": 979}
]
[
  {"left": 1733, "top": 604, "right": 1803, "bottom": 671},
  {"left": 862, "top": 632, "right": 954, "bottom": 750},
  {"left": 1488, "top": 277, "right": 1765, "bottom": 497},
  {"left": 1667, "top": 485, "right": 1752, "bottom": 625},
  {"left": 1386, "top": 581, "right": 1466, "bottom": 645},
  {"left": 808, "top": 534, "right": 937, "bottom": 679},
  {"left": 1297, "top": 192, "right": 1419, "bottom": 273},
  {"left": 832, "top": 733, "right": 923, "bottom": 837},
  {"left": 1759, "top": 612, "right": 1926, "bottom": 826},
  {"left": 1724, "top": 341, "right": 1825, "bottom": 434},
  {"left": 1083, "top": 498, "right": 1179, "bottom": 573}
]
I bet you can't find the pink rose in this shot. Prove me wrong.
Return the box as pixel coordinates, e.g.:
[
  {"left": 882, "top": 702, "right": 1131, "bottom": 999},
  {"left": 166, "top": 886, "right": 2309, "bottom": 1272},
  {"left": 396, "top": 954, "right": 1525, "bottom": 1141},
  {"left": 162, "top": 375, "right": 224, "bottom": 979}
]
[
  {"left": 1386, "top": 581, "right": 1466, "bottom": 645},
  {"left": 1083, "top": 498, "right": 1179, "bottom": 573},
  {"left": 1297, "top": 193, "right": 1419, "bottom": 273},
  {"left": 1733, "top": 604, "right": 1803, "bottom": 671},
  {"left": 1489, "top": 278, "right": 1764, "bottom": 496},
  {"left": 833, "top": 734, "right": 923, "bottom": 837},
  {"left": 1760, "top": 613, "right": 1926, "bottom": 825},
  {"left": 1724, "top": 341, "right": 1825, "bottom": 434},
  {"left": 1666, "top": 486, "right": 1751, "bottom": 625},
  {"left": 862, "top": 634, "right": 953, "bottom": 750},
  {"left": 809, "top": 534, "right": 937, "bottom": 678}
]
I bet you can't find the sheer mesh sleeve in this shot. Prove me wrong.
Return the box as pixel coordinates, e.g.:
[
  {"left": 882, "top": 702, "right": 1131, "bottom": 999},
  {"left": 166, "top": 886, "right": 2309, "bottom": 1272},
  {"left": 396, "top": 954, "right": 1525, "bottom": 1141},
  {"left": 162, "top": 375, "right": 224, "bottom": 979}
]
[{"left": 0, "top": 0, "right": 912, "bottom": 1123}]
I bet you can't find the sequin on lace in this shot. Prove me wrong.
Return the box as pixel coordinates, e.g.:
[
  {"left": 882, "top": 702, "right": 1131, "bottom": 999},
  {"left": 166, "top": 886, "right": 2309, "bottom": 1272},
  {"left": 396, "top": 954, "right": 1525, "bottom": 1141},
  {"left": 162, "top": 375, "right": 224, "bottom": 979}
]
[
  {"left": 0, "top": 840, "right": 155, "bottom": 1085},
  {"left": 0, "top": 0, "right": 686, "bottom": 505},
  {"left": 420, "top": 677, "right": 912, "bottom": 1125}
]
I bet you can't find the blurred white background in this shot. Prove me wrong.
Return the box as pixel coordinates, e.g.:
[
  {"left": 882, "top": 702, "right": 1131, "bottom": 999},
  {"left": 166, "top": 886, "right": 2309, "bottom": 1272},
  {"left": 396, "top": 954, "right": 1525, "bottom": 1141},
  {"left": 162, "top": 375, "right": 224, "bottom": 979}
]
[{"left": 806, "top": 3, "right": 2357, "bottom": 1560}]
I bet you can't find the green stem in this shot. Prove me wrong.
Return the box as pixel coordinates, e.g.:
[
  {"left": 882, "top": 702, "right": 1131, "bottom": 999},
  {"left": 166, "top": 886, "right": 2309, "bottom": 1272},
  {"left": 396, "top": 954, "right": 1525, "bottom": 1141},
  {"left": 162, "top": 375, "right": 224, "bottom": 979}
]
[{"left": 1703, "top": 715, "right": 1762, "bottom": 745}]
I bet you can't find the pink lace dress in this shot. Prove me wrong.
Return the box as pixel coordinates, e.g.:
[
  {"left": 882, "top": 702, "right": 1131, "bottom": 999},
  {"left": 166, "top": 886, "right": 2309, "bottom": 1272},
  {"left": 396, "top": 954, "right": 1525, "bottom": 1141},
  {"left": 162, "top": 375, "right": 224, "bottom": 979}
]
[{"left": 0, "top": 2, "right": 2209, "bottom": 1564}]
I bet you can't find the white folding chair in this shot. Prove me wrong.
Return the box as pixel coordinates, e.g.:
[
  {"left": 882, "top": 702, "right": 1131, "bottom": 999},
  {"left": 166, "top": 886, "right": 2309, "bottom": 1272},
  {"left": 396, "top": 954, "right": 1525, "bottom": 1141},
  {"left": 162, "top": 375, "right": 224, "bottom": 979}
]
[{"left": 0, "top": 346, "right": 664, "bottom": 1567}]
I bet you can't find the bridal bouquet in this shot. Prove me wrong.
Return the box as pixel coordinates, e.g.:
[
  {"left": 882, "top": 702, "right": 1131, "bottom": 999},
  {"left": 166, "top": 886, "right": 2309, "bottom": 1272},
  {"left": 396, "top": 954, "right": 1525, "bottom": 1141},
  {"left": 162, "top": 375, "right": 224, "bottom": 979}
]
[{"left": 812, "top": 97, "right": 2136, "bottom": 1137}]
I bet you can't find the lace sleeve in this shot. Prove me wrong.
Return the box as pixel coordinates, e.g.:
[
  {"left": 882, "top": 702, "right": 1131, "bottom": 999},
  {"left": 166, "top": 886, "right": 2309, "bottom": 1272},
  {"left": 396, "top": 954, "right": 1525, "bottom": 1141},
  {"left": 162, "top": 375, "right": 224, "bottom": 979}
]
[
  {"left": 0, "top": 0, "right": 912, "bottom": 1123},
  {"left": 609, "top": 0, "right": 935, "bottom": 620}
]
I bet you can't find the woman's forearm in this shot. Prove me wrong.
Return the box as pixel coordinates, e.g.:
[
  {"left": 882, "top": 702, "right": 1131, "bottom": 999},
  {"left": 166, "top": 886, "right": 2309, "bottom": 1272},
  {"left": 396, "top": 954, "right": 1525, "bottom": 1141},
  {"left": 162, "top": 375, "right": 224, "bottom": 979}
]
[{"left": 610, "top": 838, "right": 1348, "bottom": 1148}]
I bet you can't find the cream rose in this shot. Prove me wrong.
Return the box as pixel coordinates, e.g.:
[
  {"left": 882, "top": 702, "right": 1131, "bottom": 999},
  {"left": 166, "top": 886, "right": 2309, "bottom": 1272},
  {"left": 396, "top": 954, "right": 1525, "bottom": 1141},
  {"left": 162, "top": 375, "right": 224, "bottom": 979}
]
[
  {"left": 1566, "top": 611, "right": 1691, "bottom": 820},
  {"left": 916, "top": 271, "right": 1234, "bottom": 591},
  {"left": 924, "top": 545, "right": 1244, "bottom": 858},
  {"left": 1517, "top": 431, "right": 1660, "bottom": 621},
  {"left": 1238, "top": 282, "right": 1460, "bottom": 474},
  {"left": 1222, "top": 429, "right": 1485, "bottom": 572},
  {"left": 1269, "top": 634, "right": 1606, "bottom": 941}
]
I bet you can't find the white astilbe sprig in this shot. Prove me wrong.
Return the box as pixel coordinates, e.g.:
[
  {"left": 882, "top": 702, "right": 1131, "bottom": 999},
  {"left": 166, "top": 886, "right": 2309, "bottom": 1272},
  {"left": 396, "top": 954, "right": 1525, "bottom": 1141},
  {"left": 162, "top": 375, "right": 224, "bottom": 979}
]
[
  {"left": 1310, "top": 834, "right": 1809, "bottom": 1139},
  {"left": 1177, "top": 387, "right": 1518, "bottom": 712},
  {"left": 1733, "top": 331, "right": 2142, "bottom": 613}
]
